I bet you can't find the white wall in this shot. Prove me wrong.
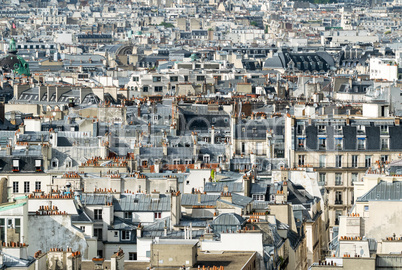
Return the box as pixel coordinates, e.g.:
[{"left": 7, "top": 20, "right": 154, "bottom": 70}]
[
  {"left": 201, "top": 233, "right": 263, "bottom": 257},
  {"left": 183, "top": 169, "right": 211, "bottom": 194}
]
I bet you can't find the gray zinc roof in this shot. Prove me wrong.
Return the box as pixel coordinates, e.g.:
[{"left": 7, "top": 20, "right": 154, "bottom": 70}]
[
  {"left": 113, "top": 194, "right": 171, "bottom": 212},
  {"left": 181, "top": 194, "right": 220, "bottom": 206},
  {"left": 204, "top": 182, "right": 243, "bottom": 193},
  {"left": 357, "top": 181, "right": 402, "bottom": 202}
]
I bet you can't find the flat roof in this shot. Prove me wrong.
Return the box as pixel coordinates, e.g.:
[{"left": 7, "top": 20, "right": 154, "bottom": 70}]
[{"left": 81, "top": 251, "right": 255, "bottom": 270}]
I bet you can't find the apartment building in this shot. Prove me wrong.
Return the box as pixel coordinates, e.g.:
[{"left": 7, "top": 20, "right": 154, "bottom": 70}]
[{"left": 285, "top": 113, "right": 402, "bottom": 237}]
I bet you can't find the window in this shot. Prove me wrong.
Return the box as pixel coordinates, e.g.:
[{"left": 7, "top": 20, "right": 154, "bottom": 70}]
[
  {"left": 298, "top": 138, "right": 305, "bottom": 149},
  {"left": 218, "top": 156, "right": 223, "bottom": 163},
  {"left": 335, "top": 173, "right": 342, "bottom": 186},
  {"left": 335, "top": 210, "right": 342, "bottom": 225},
  {"left": 35, "top": 182, "right": 41, "bottom": 191},
  {"left": 129, "top": 252, "right": 137, "bottom": 260},
  {"left": 142, "top": 160, "right": 148, "bottom": 167},
  {"left": 24, "top": 182, "right": 30, "bottom": 193},
  {"left": 114, "top": 231, "right": 118, "bottom": 237},
  {"left": 80, "top": 226, "right": 85, "bottom": 232},
  {"left": 365, "top": 155, "right": 372, "bottom": 168},
  {"left": 196, "top": 75, "right": 205, "bottom": 81},
  {"left": 298, "top": 155, "right": 305, "bottom": 166},
  {"left": 319, "top": 155, "right": 326, "bottom": 168},
  {"left": 319, "top": 138, "right": 326, "bottom": 150},
  {"left": 351, "top": 155, "right": 358, "bottom": 168},
  {"left": 154, "top": 86, "right": 163, "bottom": 92},
  {"left": 335, "top": 138, "right": 343, "bottom": 150},
  {"left": 170, "top": 76, "right": 178, "bottom": 82},
  {"left": 94, "top": 228, "right": 103, "bottom": 240},
  {"left": 357, "top": 139, "right": 365, "bottom": 150},
  {"left": 153, "top": 76, "right": 161, "bottom": 82},
  {"left": 184, "top": 76, "right": 188, "bottom": 82},
  {"left": 351, "top": 173, "right": 358, "bottom": 185},
  {"left": 154, "top": 212, "right": 162, "bottom": 219},
  {"left": 203, "top": 155, "right": 210, "bottom": 163},
  {"left": 335, "top": 191, "right": 343, "bottom": 205},
  {"left": 121, "top": 231, "right": 131, "bottom": 240},
  {"left": 297, "top": 125, "right": 304, "bottom": 135},
  {"left": 14, "top": 218, "right": 20, "bottom": 235},
  {"left": 335, "top": 155, "right": 342, "bottom": 168},
  {"left": 381, "top": 155, "right": 388, "bottom": 162},
  {"left": 380, "top": 125, "right": 388, "bottom": 134},
  {"left": 364, "top": 205, "right": 369, "bottom": 211},
  {"left": 143, "top": 86, "right": 148, "bottom": 92},
  {"left": 185, "top": 159, "right": 192, "bottom": 165},
  {"left": 318, "top": 125, "right": 326, "bottom": 133},
  {"left": 12, "top": 159, "right": 19, "bottom": 171},
  {"left": 252, "top": 194, "right": 265, "bottom": 201},
  {"left": 381, "top": 138, "right": 389, "bottom": 150},
  {"left": 132, "top": 77, "right": 139, "bottom": 81},
  {"left": 319, "top": 173, "right": 326, "bottom": 186},
  {"left": 13, "top": 182, "right": 19, "bottom": 193},
  {"left": 94, "top": 209, "right": 102, "bottom": 220},
  {"left": 173, "top": 159, "right": 180, "bottom": 165},
  {"left": 35, "top": 159, "right": 42, "bottom": 171},
  {"left": 124, "top": 212, "right": 132, "bottom": 219},
  {"left": 0, "top": 219, "right": 4, "bottom": 242}
]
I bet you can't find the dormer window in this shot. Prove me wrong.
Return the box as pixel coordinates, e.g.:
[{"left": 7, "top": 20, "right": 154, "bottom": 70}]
[
  {"left": 35, "top": 159, "right": 42, "bottom": 172},
  {"left": 51, "top": 158, "right": 59, "bottom": 168},
  {"left": 203, "top": 154, "right": 210, "bottom": 163},
  {"left": 12, "top": 160, "right": 19, "bottom": 172}
]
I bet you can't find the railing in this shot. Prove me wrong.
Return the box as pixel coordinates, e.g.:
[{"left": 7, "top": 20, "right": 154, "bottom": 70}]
[
  {"left": 335, "top": 200, "right": 343, "bottom": 205},
  {"left": 293, "top": 163, "right": 369, "bottom": 169}
]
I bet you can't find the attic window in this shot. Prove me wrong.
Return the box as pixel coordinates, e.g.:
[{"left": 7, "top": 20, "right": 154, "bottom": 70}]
[
  {"left": 203, "top": 155, "right": 210, "bottom": 163},
  {"left": 35, "top": 160, "right": 42, "bottom": 167},
  {"left": 12, "top": 160, "right": 19, "bottom": 172},
  {"left": 35, "top": 159, "right": 42, "bottom": 172}
]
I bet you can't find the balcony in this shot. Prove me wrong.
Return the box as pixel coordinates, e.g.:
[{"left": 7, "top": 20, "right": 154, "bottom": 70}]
[{"left": 335, "top": 200, "right": 343, "bottom": 205}]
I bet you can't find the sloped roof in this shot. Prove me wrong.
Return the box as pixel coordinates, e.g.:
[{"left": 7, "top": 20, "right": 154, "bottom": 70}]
[
  {"left": 204, "top": 182, "right": 243, "bottom": 193},
  {"left": 212, "top": 213, "right": 245, "bottom": 226},
  {"left": 357, "top": 181, "right": 402, "bottom": 202},
  {"left": 113, "top": 194, "right": 171, "bottom": 212}
]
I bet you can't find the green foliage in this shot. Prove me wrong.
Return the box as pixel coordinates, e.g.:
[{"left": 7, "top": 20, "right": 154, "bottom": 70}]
[
  {"left": 250, "top": 21, "right": 258, "bottom": 27},
  {"left": 159, "top": 22, "right": 174, "bottom": 28},
  {"left": 385, "top": 30, "right": 391, "bottom": 35}
]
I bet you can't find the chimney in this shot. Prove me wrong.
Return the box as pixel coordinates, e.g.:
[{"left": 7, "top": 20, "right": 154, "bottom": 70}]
[
  {"left": 137, "top": 104, "right": 141, "bottom": 118},
  {"left": 148, "top": 122, "right": 151, "bottom": 135},
  {"left": 170, "top": 191, "right": 181, "bottom": 228},
  {"left": 136, "top": 224, "right": 143, "bottom": 238},
  {"left": 223, "top": 185, "right": 228, "bottom": 194},
  {"left": 220, "top": 192, "right": 232, "bottom": 204},
  {"left": 162, "top": 142, "right": 168, "bottom": 156},
  {"left": 19, "top": 124, "right": 25, "bottom": 134},
  {"left": 396, "top": 118, "right": 400, "bottom": 126},
  {"left": 111, "top": 249, "right": 124, "bottom": 270},
  {"left": 243, "top": 175, "right": 251, "bottom": 197},
  {"left": 283, "top": 181, "right": 288, "bottom": 203},
  {"left": 197, "top": 192, "right": 201, "bottom": 204},
  {"left": 211, "top": 126, "right": 215, "bottom": 144},
  {"left": 6, "top": 145, "right": 11, "bottom": 156}
]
